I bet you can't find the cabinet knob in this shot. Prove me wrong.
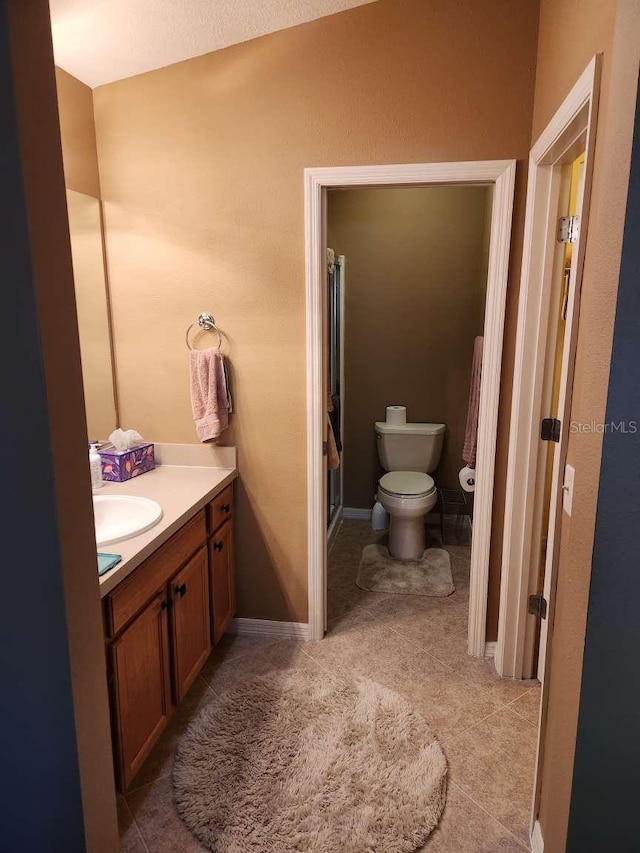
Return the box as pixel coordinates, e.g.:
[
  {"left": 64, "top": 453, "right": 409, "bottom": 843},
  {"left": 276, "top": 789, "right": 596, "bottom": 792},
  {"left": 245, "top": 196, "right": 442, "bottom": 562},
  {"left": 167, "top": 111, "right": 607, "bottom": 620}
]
[
  {"left": 160, "top": 600, "right": 169, "bottom": 611},
  {"left": 175, "top": 582, "right": 187, "bottom": 598},
  {"left": 213, "top": 540, "right": 224, "bottom": 552},
  {"left": 221, "top": 503, "right": 231, "bottom": 513}
]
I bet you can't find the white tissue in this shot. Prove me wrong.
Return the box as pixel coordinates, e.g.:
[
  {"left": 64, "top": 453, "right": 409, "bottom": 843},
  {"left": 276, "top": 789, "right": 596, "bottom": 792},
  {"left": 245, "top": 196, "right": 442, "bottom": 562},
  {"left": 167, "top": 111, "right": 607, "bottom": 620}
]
[
  {"left": 459, "top": 466, "right": 476, "bottom": 493},
  {"left": 108, "top": 428, "right": 143, "bottom": 451}
]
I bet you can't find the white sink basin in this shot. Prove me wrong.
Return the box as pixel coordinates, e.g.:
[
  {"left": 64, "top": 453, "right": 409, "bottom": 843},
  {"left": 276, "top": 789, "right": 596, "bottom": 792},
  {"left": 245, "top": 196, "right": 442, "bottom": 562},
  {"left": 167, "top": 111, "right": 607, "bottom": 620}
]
[{"left": 93, "top": 494, "right": 163, "bottom": 547}]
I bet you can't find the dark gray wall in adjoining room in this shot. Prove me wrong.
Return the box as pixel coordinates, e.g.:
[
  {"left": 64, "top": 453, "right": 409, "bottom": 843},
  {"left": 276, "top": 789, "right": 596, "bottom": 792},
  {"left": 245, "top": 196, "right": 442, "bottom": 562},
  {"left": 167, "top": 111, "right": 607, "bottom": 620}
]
[
  {"left": 0, "top": 2, "right": 85, "bottom": 849},
  {"left": 567, "top": 80, "right": 640, "bottom": 852}
]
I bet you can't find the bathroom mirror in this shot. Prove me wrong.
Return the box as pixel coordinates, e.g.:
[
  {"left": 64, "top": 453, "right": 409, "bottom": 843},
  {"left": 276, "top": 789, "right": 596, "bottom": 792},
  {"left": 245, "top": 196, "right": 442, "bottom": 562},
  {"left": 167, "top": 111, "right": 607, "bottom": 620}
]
[{"left": 66, "top": 189, "right": 118, "bottom": 440}]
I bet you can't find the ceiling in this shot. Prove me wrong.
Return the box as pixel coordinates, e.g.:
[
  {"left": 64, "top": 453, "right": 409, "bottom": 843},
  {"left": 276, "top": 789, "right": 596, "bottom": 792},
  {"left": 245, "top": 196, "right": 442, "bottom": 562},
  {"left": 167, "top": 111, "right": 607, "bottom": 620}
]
[{"left": 49, "top": 0, "right": 377, "bottom": 89}]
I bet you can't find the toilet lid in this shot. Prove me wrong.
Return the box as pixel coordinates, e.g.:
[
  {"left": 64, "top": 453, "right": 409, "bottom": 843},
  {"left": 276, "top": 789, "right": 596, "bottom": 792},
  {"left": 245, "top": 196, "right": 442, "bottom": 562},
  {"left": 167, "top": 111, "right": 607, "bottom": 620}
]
[{"left": 379, "top": 471, "right": 435, "bottom": 497}]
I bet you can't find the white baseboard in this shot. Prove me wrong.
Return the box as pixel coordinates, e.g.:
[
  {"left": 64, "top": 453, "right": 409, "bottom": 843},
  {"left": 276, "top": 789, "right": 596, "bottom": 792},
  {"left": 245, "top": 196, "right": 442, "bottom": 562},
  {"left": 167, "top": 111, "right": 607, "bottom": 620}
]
[
  {"left": 343, "top": 507, "right": 371, "bottom": 520},
  {"left": 230, "top": 618, "right": 309, "bottom": 640},
  {"left": 531, "top": 820, "right": 544, "bottom": 853},
  {"left": 485, "top": 641, "right": 496, "bottom": 658}
]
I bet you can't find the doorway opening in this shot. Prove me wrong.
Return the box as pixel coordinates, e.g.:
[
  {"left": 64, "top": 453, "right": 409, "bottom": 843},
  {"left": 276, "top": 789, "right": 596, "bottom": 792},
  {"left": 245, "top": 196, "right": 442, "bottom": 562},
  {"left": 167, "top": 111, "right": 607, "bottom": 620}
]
[
  {"left": 305, "top": 160, "right": 516, "bottom": 650},
  {"left": 325, "top": 184, "right": 492, "bottom": 633}
]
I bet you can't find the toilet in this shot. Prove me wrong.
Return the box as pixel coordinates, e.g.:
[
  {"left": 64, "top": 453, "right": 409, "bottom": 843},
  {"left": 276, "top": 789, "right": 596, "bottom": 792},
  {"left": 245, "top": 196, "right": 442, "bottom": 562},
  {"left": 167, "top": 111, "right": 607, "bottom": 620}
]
[{"left": 374, "top": 420, "right": 446, "bottom": 560}]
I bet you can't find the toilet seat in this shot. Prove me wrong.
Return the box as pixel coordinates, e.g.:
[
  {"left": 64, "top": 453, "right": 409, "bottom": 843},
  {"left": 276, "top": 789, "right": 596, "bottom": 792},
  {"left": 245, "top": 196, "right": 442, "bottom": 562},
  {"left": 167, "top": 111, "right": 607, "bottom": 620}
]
[{"left": 378, "top": 470, "right": 435, "bottom": 498}]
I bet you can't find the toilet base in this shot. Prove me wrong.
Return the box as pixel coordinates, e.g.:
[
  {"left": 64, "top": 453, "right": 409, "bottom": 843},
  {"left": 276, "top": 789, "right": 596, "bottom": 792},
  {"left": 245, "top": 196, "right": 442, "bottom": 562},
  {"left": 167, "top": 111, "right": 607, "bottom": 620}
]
[{"left": 388, "top": 515, "right": 426, "bottom": 560}]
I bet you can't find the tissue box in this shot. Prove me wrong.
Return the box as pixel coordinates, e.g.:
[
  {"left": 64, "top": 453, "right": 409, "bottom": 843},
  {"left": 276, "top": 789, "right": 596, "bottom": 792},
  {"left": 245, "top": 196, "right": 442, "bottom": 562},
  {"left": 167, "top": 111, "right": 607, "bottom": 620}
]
[{"left": 99, "top": 442, "right": 155, "bottom": 482}]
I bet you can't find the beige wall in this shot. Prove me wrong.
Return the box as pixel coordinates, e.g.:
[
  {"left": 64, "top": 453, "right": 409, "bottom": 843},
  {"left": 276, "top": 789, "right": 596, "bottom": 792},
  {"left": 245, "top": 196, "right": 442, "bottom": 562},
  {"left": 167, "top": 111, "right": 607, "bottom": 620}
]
[
  {"left": 530, "top": 0, "right": 640, "bottom": 849},
  {"left": 55, "top": 67, "right": 101, "bottom": 197},
  {"left": 93, "top": 0, "right": 539, "bottom": 622},
  {"left": 8, "top": 1, "right": 118, "bottom": 848},
  {"left": 327, "top": 186, "right": 489, "bottom": 507}
]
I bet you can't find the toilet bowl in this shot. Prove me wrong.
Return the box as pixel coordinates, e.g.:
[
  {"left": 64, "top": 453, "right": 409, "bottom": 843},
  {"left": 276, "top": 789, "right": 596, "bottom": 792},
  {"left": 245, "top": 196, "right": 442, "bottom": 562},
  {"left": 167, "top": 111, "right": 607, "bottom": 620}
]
[
  {"left": 377, "top": 471, "right": 437, "bottom": 560},
  {"left": 374, "top": 418, "right": 445, "bottom": 560}
]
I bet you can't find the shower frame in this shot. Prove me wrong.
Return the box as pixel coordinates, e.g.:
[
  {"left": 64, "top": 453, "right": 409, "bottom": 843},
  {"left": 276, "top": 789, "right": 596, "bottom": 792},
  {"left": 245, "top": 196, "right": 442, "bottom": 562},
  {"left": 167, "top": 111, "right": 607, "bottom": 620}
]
[{"left": 327, "top": 253, "right": 345, "bottom": 544}]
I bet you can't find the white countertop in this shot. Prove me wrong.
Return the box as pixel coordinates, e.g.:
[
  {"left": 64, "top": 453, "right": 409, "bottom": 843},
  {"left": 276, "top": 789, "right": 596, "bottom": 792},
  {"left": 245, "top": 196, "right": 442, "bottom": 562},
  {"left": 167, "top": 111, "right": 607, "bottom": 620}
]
[{"left": 97, "top": 463, "right": 237, "bottom": 597}]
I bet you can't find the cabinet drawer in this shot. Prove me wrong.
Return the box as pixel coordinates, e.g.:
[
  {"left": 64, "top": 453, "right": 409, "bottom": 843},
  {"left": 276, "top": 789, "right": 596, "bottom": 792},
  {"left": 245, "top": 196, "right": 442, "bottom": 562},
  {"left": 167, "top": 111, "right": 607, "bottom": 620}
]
[
  {"left": 106, "top": 510, "right": 207, "bottom": 637},
  {"left": 207, "top": 483, "right": 233, "bottom": 534}
]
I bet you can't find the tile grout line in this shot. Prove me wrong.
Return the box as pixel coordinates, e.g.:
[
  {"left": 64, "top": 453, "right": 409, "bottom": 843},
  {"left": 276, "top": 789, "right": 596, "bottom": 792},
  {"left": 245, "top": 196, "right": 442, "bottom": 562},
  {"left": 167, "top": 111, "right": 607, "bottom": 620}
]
[
  {"left": 501, "top": 686, "right": 540, "bottom": 726},
  {"left": 125, "top": 768, "right": 171, "bottom": 796},
  {"left": 121, "top": 794, "right": 152, "bottom": 853},
  {"left": 509, "top": 708, "right": 539, "bottom": 728},
  {"left": 126, "top": 676, "right": 222, "bottom": 796},
  {"left": 383, "top": 621, "right": 459, "bottom": 673},
  {"left": 444, "top": 704, "right": 510, "bottom": 747},
  {"left": 450, "top": 781, "right": 531, "bottom": 851},
  {"left": 125, "top": 774, "right": 163, "bottom": 804},
  {"left": 298, "top": 642, "right": 338, "bottom": 673},
  {"left": 444, "top": 693, "right": 540, "bottom": 748},
  {"left": 209, "top": 634, "right": 286, "bottom": 665},
  {"left": 199, "top": 671, "right": 222, "bottom": 696},
  {"left": 385, "top": 622, "right": 540, "bottom": 718}
]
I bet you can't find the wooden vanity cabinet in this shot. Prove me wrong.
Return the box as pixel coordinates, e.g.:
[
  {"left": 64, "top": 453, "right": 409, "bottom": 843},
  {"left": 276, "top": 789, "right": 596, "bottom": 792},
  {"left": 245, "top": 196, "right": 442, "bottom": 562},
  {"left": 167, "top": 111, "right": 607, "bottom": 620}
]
[
  {"left": 171, "top": 546, "right": 211, "bottom": 702},
  {"left": 207, "top": 483, "right": 236, "bottom": 643},
  {"left": 109, "top": 591, "right": 172, "bottom": 789},
  {"left": 104, "top": 482, "right": 236, "bottom": 791},
  {"left": 209, "top": 520, "right": 235, "bottom": 643}
]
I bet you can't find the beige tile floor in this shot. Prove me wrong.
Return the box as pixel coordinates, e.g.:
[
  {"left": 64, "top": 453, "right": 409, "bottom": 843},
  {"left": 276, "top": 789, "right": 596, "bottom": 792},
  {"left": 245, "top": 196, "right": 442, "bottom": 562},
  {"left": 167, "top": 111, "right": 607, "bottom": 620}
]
[{"left": 119, "top": 518, "right": 540, "bottom": 852}]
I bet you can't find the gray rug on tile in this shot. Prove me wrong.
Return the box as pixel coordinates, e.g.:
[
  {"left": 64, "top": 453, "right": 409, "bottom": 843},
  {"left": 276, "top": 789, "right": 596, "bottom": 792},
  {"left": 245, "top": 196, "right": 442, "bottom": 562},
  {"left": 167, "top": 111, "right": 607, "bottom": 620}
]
[
  {"left": 356, "top": 544, "right": 455, "bottom": 597},
  {"left": 173, "top": 669, "right": 447, "bottom": 853}
]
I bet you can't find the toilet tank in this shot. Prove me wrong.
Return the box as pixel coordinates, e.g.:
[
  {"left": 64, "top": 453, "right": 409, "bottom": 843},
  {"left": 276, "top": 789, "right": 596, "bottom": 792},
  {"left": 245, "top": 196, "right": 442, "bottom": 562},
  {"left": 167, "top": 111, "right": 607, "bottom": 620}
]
[{"left": 374, "top": 422, "right": 446, "bottom": 473}]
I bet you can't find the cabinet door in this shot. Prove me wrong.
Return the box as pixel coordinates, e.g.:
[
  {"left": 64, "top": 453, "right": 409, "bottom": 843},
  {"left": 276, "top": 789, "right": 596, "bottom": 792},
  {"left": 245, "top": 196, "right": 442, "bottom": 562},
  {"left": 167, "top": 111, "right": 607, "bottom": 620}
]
[
  {"left": 110, "top": 592, "right": 172, "bottom": 789},
  {"left": 171, "top": 547, "right": 211, "bottom": 702},
  {"left": 209, "top": 520, "right": 235, "bottom": 644}
]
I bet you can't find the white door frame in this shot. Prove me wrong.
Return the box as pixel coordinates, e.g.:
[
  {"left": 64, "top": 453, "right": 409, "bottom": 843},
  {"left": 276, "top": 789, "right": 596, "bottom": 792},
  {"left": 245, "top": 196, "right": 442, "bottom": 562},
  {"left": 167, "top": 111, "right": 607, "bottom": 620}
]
[
  {"left": 305, "top": 160, "right": 516, "bottom": 648},
  {"left": 495, "top": 56, "right": 601, "bottom": 679}
]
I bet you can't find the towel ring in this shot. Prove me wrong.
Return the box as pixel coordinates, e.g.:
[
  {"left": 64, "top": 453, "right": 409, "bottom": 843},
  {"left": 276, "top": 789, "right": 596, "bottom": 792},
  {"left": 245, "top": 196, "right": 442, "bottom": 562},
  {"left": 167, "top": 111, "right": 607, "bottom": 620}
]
[{"left": 185, "top": 312, "right": 222, "bottom": 350}]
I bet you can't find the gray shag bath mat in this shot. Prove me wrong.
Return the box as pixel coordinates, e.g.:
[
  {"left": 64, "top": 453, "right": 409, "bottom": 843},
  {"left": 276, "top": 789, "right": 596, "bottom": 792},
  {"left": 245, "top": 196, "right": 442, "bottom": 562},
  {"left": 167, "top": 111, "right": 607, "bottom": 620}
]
[
  {"left": 356, "top": 544, "right": 455, "bottom": 597},
  {"left": 173, "top": 669, "right": 447, "bottom": 853}
]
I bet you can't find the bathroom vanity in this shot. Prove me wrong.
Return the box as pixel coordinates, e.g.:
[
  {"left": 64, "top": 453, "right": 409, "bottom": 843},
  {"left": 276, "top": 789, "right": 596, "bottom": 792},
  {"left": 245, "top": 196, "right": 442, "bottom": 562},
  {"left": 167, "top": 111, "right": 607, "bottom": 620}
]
[{"left": 97, "top": 455, "right": 237, "bottom": 790}]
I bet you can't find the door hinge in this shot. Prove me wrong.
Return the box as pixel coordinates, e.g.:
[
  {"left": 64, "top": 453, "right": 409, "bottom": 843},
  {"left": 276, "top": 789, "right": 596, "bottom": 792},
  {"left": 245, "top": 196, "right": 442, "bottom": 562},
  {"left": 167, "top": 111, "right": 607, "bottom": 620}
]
[
  {"left": 322, "top": 441, "right": 328, "bottom": 457},
  {"left": 557, "top": 215, "right": 580, "bottom": 243},
  {"left": 541, "top": 417, "right": 561, "bottom": 442},
  {"left": 528, "top": 594, "right": 548, "bottom": 619}
]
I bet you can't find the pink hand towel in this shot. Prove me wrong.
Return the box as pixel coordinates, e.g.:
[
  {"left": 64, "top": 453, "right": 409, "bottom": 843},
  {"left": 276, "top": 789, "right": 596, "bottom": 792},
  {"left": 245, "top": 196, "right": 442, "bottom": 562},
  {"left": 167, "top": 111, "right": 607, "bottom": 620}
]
[
  {"left": 190, "top": 349, "right": 231, "bottom": 442},
  {"left": 463, "top": 335, "right": 484, "bottom": 468}
]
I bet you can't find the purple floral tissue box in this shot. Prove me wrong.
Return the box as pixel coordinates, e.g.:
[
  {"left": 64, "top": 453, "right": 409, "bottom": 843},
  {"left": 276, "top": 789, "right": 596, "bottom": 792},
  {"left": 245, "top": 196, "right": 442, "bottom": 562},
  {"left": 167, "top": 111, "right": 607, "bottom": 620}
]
[{"left": 99, "top": 442, "right": 155, "bottom": 482}]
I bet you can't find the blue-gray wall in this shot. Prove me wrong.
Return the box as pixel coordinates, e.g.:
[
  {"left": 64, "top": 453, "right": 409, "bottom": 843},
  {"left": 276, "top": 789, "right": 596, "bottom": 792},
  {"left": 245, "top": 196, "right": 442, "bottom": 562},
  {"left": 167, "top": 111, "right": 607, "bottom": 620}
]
[
  {"left": 567, "top": 80, "right": 640, "bottom": 852},
  {"left": 0, "top": 2, "right": 85, "bottom": 850}
]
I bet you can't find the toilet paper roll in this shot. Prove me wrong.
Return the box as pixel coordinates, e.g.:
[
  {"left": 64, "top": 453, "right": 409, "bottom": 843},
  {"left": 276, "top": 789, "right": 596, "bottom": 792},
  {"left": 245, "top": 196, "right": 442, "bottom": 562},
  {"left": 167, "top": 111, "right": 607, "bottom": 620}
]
[
  {"left": 459, "top": 466, "right": 476, "bottom": 493},
  {"left": 371, "top": 501, "right": 389, "bottom": 531},
  {"left": 386, "top": 405, "right": 407, "bottom": 426}
]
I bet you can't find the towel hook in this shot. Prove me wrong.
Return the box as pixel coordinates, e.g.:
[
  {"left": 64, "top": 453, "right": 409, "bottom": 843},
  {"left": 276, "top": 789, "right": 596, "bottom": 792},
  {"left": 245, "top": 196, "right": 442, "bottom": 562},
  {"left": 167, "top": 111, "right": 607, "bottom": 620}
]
[{"left": 185, "top": 312, "right": 222, "bottom": 350}]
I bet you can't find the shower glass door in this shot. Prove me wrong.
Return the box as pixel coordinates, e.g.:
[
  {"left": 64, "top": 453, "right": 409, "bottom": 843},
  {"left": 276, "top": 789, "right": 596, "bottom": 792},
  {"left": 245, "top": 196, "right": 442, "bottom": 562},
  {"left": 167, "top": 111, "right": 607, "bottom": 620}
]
[{"left": 327, "top": 253, "right": 343, "bottom": 529}]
